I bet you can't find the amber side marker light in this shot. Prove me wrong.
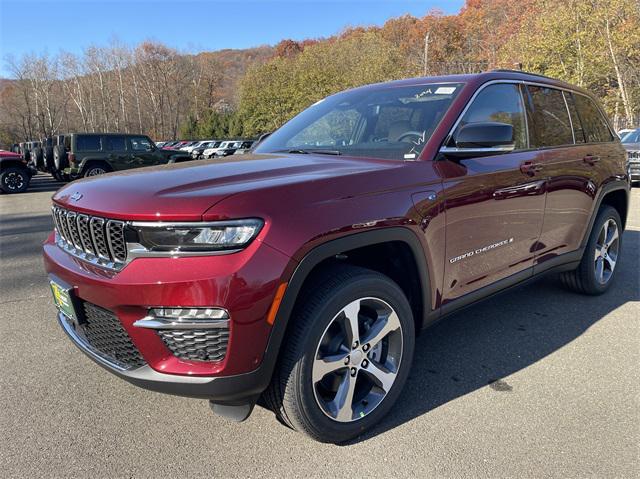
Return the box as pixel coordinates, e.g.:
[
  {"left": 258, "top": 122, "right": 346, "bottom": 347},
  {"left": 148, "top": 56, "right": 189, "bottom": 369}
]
[{"left": 266, "top": 282, "right": 288, "bottom": 325}]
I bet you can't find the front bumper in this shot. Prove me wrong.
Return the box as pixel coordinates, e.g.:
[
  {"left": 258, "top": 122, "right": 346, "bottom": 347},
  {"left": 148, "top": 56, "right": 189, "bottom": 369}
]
[
  {"left": 57, "top": 312, "right": 272, "bottom": 401},
  {"left": 43, "top": 232, "right": 292, "bottom": 401}
]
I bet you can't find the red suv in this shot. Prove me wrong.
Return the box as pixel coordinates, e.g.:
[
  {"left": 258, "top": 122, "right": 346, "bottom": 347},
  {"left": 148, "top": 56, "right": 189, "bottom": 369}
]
[{"left": 43, "top": 71, "right": 629, "bottom": 443}]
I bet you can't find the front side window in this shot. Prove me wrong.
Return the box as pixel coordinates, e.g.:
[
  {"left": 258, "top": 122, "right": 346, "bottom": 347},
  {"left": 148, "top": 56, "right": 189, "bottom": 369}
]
[
  {"left": 573, "top": 94, "right": 613, "bottom": 143},
  {"left": 255, "top": 83, "right": 464, "bottom": 160},
  {"left": 130, "top": 136, "right": 154, "bottom": 151},
  {"left": 76, "top": 135, "right": 101, "bottom": 151},
  {"left": 453, "top": 83, "right": 527, "bottom": 150},
  {"left": 527, "top": 86, "right": 574, "bottom": 147}
]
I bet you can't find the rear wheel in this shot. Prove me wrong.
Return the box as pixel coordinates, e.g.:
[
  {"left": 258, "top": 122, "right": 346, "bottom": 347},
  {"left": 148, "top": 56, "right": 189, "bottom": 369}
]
[
  {"left": 561, "top": 205, "right": 622, "bottom": 295},
  {"left": 32, "top": 147, "right": 44, "bottom": 170},
  {"left": 83, "top": 162, "right": 110, "bottom": 177},
  {"left": 53, "top": 145, "right": 68, "bottom": 171},
  {"left": 265, "top": 265, "right": 415, "bottom": 443},
  {"left": 44, "top": 146, "right": 55, "bottom": 171},
  {"left": 0, "top": 167, "right": 30, "bottom": 193}
]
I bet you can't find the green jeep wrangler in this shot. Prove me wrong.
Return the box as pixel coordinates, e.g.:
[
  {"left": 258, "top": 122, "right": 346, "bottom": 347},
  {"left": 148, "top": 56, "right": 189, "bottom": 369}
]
[{"left": 55, "top": 133, "right": 192, "bottom": 178}]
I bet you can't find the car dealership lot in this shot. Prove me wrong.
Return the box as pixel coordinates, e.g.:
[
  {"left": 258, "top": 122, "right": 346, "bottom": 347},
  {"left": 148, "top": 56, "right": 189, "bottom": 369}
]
[{"left": 1, "top": 175, "right": 638, "bottom": 478}]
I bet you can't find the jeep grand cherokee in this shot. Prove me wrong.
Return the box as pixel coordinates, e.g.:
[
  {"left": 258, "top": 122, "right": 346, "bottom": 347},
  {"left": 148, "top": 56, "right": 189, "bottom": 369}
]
[{"left": 43, "top": 71, "right": 629, "bottom": 443}]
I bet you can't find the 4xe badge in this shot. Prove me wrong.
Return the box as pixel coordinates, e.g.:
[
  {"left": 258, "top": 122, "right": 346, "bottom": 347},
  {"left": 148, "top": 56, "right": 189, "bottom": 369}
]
[{"left": 70, "top": 192, "right": 83, "bottom": 201}]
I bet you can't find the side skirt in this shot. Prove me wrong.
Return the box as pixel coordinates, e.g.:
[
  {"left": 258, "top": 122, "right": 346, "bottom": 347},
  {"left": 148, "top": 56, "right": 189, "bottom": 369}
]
[{"left": 432, "top": 248, "right": 584, "bottom": 326}]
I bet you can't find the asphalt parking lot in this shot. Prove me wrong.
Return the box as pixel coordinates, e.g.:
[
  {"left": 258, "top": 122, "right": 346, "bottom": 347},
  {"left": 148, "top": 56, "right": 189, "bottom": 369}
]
[{"left": 1, "top": 174, "right": 638, "bottom": 478}]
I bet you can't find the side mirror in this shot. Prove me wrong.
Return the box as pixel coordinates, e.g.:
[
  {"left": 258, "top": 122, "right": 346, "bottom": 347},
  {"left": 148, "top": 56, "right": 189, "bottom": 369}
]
[{"left": 440, "top": 122, "right": 515, "bottom": 158}]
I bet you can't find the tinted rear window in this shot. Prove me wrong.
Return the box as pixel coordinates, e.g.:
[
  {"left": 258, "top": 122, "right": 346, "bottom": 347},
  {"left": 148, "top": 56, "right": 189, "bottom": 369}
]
[
  {"left": 574, "top": 94, "right": 614, "bottom": 143},
  {"left": 527, "top": 86, "right": 573, "bottom": 147},
  {"left": 76, "top": 135, "right": 101, "bottom": 151}
]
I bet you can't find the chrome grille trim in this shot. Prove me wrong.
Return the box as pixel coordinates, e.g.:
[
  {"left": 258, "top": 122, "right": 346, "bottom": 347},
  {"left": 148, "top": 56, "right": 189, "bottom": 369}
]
[
  {"left": 90, "top": 217, "right": 111, "bottom": 261},
  {"left": 106, "top": 220, "right": 127, "bottom": 263},
  {"left": 52, "top": 205, "right": 126, "bottom": 270}
]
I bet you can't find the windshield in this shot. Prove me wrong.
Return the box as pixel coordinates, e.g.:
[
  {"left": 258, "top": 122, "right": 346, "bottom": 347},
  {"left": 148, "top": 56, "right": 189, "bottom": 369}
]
[
  {"left": 621, "top": 129, "right": 639, "bottom": 143},
  {"left": 255, "top": 83, "right": 463, "bottom": 160}
]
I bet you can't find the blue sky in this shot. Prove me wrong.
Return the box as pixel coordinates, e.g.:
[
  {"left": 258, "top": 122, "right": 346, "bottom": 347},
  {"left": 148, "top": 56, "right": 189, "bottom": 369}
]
[{"left": 0, "top": 0, "right": 464, "bottom": 77}]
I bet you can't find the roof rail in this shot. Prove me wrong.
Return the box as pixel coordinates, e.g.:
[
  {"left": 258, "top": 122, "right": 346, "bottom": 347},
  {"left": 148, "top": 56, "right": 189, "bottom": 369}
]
[{"left": 491, "top": 69, "right": 558, "bottom": 81}]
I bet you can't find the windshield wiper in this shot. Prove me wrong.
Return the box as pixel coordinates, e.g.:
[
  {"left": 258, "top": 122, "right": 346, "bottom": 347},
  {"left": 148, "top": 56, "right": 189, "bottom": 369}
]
[{"left": 274, "top": 148, "right": 342, "bottom": 156}]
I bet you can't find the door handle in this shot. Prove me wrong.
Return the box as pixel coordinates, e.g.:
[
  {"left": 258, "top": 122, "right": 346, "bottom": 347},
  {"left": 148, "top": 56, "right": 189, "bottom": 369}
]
[
  {"left": 583, "top": 155, "right": 600, "bottom": 165},
  {"left": 520, "top": 160, "right": 543, "bottom": 176}
]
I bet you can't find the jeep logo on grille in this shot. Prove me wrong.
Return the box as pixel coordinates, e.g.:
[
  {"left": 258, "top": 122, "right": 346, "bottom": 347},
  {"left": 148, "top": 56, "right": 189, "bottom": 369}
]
[{"left": 70, "top": 192, "right": 83, "bottom": 201}]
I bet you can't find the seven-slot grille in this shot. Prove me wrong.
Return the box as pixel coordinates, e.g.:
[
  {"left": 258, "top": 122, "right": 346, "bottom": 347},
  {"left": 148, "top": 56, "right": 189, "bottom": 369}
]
[
  {"left": 80, "top": 302, "right": 146, "bottom": 369},
  {"left": 52, "top": 205, "right": 127, "bottom": 268}
]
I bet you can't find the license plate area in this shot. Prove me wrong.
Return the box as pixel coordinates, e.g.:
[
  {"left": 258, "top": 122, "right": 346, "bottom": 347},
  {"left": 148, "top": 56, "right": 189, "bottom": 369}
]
[{"left": 50, "top": 277, "right": 79, "bottom": 323}]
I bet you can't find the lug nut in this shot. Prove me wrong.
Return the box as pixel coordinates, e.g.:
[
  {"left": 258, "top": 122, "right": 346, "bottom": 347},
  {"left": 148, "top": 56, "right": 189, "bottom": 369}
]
[
  {"left": 362, "top": 343, "right": 370, "bottom": 352},
  {"left": 350, "top": 367, "right": 357, "bottom": 377},
  {"left": 352, "top": 340, "right": 359, "bottom": 349},
  {"left": 344, "top": 355, "right": 350, "bottom": 365},
  {"left": 362, "top": 359, "right": 369, "bottom": 368}
]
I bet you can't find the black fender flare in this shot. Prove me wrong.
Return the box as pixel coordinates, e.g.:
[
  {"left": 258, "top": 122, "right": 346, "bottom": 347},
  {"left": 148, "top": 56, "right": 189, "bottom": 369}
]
[
  {"left": 258, "top": 226, "right": 432, "bottom": 385},
  {"left": 580, "top": 179, "right": 630, "bottom": 248}
]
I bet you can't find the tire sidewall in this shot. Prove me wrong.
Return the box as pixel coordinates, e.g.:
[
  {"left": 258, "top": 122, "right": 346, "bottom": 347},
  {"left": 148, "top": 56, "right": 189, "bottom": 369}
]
[
  {"left": 289, "top": 274, "right": 415, "bottom": 442},
  {"left": 583, "top": 206, "right": 622, "bottom": 293}
]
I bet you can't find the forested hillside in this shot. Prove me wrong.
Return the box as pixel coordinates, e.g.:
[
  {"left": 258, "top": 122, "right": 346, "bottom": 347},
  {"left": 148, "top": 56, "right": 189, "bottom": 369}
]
[{"left": 1, "top": 0, "right": 638, "bottom": 145}]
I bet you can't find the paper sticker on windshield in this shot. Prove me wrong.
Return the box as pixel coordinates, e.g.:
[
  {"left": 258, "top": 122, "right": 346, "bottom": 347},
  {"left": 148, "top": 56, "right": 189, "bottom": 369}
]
[
  {"left": 435, "top": 87, "right": 456, "bottom": 95},
  {"left": 404, "top": 153, "right": 416, "bottom": 159}
]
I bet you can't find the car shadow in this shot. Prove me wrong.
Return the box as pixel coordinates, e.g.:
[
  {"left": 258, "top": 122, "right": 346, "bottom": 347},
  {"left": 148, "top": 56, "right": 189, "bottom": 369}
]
[
  {"left": 23, "top": 174, "right": 67, "bottom": 194},
  {"left": 345, "top": 229, "right": 639, "bottom": 445}
]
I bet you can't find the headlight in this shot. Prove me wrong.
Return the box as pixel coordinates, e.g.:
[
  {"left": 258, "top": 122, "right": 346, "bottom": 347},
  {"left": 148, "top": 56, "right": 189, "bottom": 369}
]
[{"left": 129, "top": 219, "right": 263, "bottom": 252}]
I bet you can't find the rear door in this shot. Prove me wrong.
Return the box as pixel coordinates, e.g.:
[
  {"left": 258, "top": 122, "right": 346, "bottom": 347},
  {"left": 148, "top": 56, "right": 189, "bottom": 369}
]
[
  {"left": 102, "top": 135, "right": 128, "bottom": 171},
  {"left": 440, "top": 82, "right": 546, "bottom": 306},
  {"left": 528, "top": 86, "right": 615, "bottom": 267}
]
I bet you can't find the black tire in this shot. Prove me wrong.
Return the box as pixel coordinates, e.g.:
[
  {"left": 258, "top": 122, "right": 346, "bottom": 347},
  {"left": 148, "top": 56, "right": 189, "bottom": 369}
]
[
  {"left": 32, "top": 147, "right": 44, "bottom": 170},
  {"left": 52, "top": 170, "right": 64, "bottom": 182},
  {"left": 0, "top": 167, "right": 30, "bottom": 193},
  {"left": 264, "top": 264, "right": 415, "bottom": 443},
  {"left": 83, "top": 162, "right": 111, "bottom": 177},
  {"left": 23, "top": 149, "right": 31, "bottom": 162},
  {"left": 53, "top": 145, "right": 68, "bottom": 171},
  {"left": 44, "top": 146, "right": 55, "bottom": 171},
  {"left": 560, "top": 205, "right": 622, "bottom": 295}
]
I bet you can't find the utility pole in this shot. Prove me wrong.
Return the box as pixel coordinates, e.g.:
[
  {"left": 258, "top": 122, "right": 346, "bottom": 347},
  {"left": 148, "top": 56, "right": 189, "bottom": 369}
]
[{"left": 423, "top": 31, "right": 430, "bottom": 77}]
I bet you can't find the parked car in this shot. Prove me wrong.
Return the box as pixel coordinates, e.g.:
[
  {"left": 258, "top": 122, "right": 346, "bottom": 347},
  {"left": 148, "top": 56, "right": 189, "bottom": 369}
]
[
  {"left": 214, "top": 141, "right": 244, "bottom": 157},
  {"left": 202, "top": 140, "right": 233, "bottom": 159},
  {"left": 181, "top": 140, "right": 212, "bottom": 154},
  {"left": 621, "top": 128, "right": 640, "bottom": 183},
  {"left": 233, "top": 141, "right": 255, "bottom": 155},
  {"left": 164, "top": 140, "right": 189, "bottom": 150},
  {"left": 52, "top": 133, "right": 192, "bottom": 178},
  {"left": 191, "top": 141, "right": 218, "bottom": 159},
  {"left": 43, "top": 71, "right": 629, "bottom": 444},
  {"left": 0, "top": 149, "right": 35, "bottom": 193}
]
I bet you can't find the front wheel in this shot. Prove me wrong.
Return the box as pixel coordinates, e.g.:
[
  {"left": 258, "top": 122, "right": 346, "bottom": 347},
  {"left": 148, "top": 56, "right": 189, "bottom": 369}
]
[
  {"left": 265, "top": 265, "right": 415, "bottom": 443},
  {"left": 561, "top": 205, "right": 622, "bottom": 295},
  {"left": 0, "top": 167, "right": 30, "bottom": 193}
]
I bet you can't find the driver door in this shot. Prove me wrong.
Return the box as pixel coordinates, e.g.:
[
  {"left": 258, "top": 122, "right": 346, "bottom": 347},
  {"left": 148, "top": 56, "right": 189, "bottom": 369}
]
[
  {"left": 439, "top": 82, "right": 546, "bottom": 307},
  {"left": 128, "top": 136, "right": 160, "bottom": 167}
]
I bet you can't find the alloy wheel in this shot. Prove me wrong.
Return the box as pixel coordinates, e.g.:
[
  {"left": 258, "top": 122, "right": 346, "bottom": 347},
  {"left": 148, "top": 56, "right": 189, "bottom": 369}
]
[
  {"left": 4, "top": 171, "right": 25, "bottom": 191},
  {"left": 594, "top": 218, "right": 619, "bottom": 285},
  {"left": 312, "top": 297, "right": 403, "bottom": 423},
  {"left": 86, "top": 167, "right": 106, "bottom": 176}
]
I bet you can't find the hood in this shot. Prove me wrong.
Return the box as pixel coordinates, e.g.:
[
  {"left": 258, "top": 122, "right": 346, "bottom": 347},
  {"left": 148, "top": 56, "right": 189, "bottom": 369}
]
[
  {"left": 53, "top": 153, "right": 400, "bottom": 221},
  {"left": 0, "top": 150, "right": 22, "bottom": 159}
]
